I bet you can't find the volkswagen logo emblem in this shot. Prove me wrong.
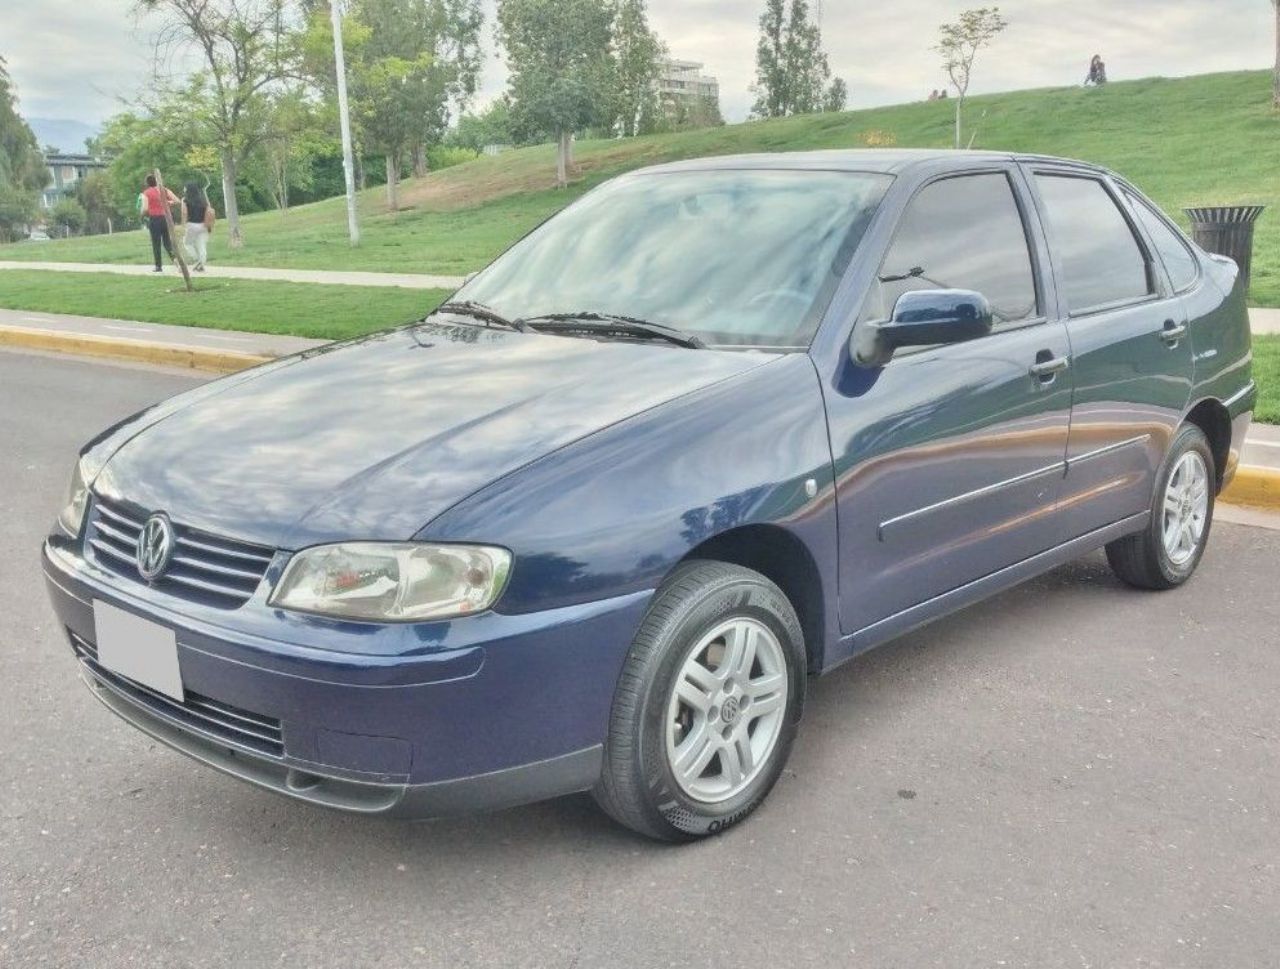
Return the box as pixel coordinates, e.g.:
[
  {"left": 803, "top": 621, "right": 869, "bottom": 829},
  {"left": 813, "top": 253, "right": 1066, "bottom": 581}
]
[{"left": 136, "top": 514, "right": 175, "bottom": 581}]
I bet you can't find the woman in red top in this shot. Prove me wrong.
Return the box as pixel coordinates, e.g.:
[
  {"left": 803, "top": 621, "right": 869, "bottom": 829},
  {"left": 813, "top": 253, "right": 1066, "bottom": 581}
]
[{"left": 141, "top": 174, "right": 181, "bottom": 272}]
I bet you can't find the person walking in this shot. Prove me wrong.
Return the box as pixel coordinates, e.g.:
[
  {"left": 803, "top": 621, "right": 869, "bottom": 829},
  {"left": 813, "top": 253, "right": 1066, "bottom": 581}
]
[
  {"left": 180, "top": 182, "right": 216, "bottom": 272},
  {"left": 141, "top": 174, "right": 180, "bottom": 272}
]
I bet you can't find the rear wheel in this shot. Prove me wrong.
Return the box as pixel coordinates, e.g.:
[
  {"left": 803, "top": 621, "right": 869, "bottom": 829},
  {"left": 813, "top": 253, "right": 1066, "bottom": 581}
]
[
  {"left": 1106, "top": 423, "right": 1215, "bottom": 590},
  {"left": 593, "top": 561, "right": 805, "bottom": 841}
]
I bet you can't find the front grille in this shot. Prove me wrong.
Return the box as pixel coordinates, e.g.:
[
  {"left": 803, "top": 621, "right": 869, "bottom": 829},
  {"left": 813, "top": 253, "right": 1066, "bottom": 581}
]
[
  {"left": 70, "top": 631, "right": 285, "bottom": 757},
  {"left": 86, "top": 495, "right": 276, "bottom": 608}
]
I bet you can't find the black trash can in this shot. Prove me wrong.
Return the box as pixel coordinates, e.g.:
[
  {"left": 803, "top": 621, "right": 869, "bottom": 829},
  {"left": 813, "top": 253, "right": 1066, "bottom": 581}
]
[{"left": 1183, "top": 205, "right": 1265, "bottom": 288}]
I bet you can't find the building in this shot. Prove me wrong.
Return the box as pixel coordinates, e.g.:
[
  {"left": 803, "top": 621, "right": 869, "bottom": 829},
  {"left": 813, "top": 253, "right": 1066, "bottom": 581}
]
[
  {"left": 41, "top": 153, "right": 106, "bottom": 209},
  {"left": 656, "top": 59, "right": 720, "bottom": 108}
]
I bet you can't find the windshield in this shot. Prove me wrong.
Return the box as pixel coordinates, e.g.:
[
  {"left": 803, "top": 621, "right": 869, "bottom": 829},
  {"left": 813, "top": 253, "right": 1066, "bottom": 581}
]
[{"left": 455, "top": 168, "right": 893, "bottom": 349}]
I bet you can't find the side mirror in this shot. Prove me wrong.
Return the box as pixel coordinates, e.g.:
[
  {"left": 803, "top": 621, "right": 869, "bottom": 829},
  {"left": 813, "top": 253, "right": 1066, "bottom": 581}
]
[{"left": 851, "top": 289, "right": 994, "bottom": 367}]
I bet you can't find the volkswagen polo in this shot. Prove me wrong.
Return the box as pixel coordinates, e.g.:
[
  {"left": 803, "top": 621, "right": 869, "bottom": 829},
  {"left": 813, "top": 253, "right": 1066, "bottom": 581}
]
[{"left": 43, "top": 151, "right": 1255, "bottom": 841}]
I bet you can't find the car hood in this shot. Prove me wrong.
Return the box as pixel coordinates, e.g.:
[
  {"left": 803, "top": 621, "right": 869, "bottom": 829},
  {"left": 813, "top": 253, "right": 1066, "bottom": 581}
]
[{"left": 93, "top": 322, "right": 771, "bottom": 548}]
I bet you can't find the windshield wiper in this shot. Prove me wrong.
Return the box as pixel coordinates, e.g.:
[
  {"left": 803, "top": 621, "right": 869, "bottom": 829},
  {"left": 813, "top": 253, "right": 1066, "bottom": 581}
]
[
  {"left": 521, "top": 312, "right": 707, "bottom": 349},
  {"left": 431, "top": 300, "right": 534, "bottom": 333}
]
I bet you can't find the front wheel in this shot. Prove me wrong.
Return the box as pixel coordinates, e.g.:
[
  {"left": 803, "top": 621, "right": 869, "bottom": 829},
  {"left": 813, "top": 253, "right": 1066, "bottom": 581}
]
[
  {"left": 1106, "top": 423, "right": 1215, "bottom": 590},
  {"left": 593, "top": 561, "right": 805, "bottom": 841}
]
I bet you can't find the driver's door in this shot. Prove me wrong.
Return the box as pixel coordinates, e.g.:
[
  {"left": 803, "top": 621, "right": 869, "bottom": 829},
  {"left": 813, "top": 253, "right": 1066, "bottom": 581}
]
[{"left": 822, "top": 168, "right": 1074, "bottom": 636}]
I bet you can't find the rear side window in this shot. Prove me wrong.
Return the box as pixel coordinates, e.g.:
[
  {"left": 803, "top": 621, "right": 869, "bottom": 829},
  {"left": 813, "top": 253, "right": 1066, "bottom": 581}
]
[
  {"left": 1035, "top": 174, "right": 1152, "bottom": 312},
  {"left": 873, "top": 172, "right": 1038, "bottom": 325},
  {"left": 1125, "top": 191, "right": 1200, "bottom": 293}
]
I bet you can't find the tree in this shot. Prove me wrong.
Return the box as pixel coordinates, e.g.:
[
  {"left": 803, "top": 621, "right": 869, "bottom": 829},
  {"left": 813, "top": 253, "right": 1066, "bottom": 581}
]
[
  {"left": 355, "top": 51, "right": 440, "bottom": 210},
  {"left": 613, "top": 0, "right": 664, "bottom": 136},
  {"left": 50, "top": 197, "right": 87, "bottom": 236},
  {"left": 824, "top": 76, "right": 848, "bottom": 113},
  {"left": 497, "top": 0, "right": 616, "bottom": 187},
  {"left": 934, "top": 6, "right": 1008, "bottom": 149},
  {"left": 348, "top": 0, "right": 484, "bottom": 178},
  {"left": 752, "top": 0, "right": 840, "bottom": 118},
  {"left": 448, "top": 98, "right": 515, "bottom": 151},
  {"left": 136, "top": 0, "right": 298, "bottom": 246},
  {"left": 0, "top": 56, "right": 45, "bottom": 241}
]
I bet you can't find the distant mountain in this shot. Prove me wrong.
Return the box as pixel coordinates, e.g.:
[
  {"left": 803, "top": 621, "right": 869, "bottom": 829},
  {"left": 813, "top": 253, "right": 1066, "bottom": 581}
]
[{"left": 29, "top": 118, "right": 100, "bottom": 155}]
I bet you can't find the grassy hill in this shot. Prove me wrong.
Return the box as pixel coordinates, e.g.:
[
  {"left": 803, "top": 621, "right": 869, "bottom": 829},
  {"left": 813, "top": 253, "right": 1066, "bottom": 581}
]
[{"left": 5, "top": 70, "right": 1278, "bottom": 303}]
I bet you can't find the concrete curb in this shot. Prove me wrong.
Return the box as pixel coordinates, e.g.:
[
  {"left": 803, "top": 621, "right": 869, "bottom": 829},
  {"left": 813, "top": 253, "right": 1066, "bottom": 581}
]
[
  {"left": 1221, "top": 465, "right": 1280, "bottom": 511},
  {"left": 0, "top": 325, "right": 271, "bottom": 374}
]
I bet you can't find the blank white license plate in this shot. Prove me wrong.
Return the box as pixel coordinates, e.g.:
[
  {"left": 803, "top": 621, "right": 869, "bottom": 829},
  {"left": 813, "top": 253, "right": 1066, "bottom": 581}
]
[{"left": 93, "top": 600, "right": 184, "bottom": 702}]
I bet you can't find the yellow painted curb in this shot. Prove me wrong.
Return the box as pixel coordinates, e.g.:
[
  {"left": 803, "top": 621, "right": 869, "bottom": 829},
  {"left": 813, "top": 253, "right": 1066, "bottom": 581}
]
[
  {"left": 0, "top": 325, "right": 271, "bottom": 374},
  {"left": 1221, "top": 465, "right": 1280, "bottom": 510}
]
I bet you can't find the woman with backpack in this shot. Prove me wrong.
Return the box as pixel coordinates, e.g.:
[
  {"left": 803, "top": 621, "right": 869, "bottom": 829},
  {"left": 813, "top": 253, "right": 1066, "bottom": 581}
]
[{"left": 180, "top": 182, "right": 217, "bottom": 272}]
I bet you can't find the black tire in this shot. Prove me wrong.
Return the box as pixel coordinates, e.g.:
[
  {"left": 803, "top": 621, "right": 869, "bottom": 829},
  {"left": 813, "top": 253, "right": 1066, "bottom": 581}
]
[
  {"left": 1106, "top": 423, "right": 1215, "bottom": 590},
  {"left": 593, "top": 560, "right": 806, "bottom": 842}
]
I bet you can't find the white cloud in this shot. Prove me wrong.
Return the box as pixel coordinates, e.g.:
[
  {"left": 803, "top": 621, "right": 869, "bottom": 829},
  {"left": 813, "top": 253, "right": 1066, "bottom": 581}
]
[{"left": 4, "top": 0, "right": 1275, "bottom": 125}]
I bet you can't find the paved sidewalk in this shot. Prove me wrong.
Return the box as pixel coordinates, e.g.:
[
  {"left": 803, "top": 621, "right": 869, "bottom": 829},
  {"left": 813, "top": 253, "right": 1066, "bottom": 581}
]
[
  {"left": 1251, "top": 307, "right": 1280, "bottom": 335},
  {"left": 0, "top": 260, "right": 466, "bottom": 290}
]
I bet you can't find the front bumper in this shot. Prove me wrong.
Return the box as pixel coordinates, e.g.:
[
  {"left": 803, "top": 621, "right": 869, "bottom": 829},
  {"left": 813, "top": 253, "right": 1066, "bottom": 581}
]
[{"left": 43, "top": 539, "right": 651, "bottom": 818}]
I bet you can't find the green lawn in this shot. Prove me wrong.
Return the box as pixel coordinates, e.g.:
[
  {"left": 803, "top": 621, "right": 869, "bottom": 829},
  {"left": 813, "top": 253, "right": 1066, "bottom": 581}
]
[
  {"left": 0, "top": 271, "right": 447, "bottom": 341},
  {"left": 4, "top": 71, "right": 1278, "bottom": 301},
  {"left": 1256, "top": 336, "right": 1280, "bottom": 424}
]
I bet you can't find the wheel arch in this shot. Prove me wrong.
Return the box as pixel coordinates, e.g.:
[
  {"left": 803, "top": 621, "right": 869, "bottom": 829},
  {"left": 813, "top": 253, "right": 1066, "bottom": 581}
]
[
  {"left": 679, "top": 523, "right": 827, "bottom": 675},
  {"left": 1182, "top": 397, "right": 1232, "bottom": 491}
]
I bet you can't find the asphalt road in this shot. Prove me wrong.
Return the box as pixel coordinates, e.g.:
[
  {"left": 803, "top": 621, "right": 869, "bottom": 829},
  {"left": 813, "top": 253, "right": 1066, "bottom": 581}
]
[{"left": 2, "top": 349, "right": 1278, "bottom": 969}]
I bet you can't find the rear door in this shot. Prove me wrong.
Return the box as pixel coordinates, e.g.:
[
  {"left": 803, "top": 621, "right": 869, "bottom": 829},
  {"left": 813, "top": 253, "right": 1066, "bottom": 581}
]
[
  {"left": 826, "top": 166, "right": 1074, "bottom": 635},
  {"left": 1026, "top": 168, "right": 1195, "bottom": 540}
]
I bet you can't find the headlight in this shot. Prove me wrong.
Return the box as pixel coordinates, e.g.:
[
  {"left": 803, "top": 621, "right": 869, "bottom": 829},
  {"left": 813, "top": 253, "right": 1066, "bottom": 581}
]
[
  {"left": 269, "top": 542, "right": 511, "bottom": 622},
  {"left": 58, "top": 459, "right": 90, "bottom": 536}
]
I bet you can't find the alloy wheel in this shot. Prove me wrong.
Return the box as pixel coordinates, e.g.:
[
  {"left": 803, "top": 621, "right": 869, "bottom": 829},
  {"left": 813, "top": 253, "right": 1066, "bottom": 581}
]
[
  {"left": 664, "top": 617, "right": 789, "bottom": 804},
  {"left": 1162, "top": 450, "right": 1210, "bottom": 567}
]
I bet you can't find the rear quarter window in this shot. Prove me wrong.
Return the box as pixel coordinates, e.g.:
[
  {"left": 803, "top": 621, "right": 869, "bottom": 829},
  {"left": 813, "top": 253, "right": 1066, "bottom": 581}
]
[{"left": 1124, "top": 191, "right": 1200, "bottom": 293}]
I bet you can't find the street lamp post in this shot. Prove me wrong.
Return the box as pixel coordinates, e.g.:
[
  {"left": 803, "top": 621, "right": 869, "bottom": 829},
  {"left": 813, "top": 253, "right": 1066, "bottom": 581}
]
[{"left": 331, "top": 0, "right": 360, "bottom": 247}]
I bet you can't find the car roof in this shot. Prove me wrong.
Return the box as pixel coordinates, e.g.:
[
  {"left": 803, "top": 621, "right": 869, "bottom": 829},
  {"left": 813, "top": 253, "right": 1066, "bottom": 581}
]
[{"left": 634, "top": 149, "right": 1106, "bottom": 177}]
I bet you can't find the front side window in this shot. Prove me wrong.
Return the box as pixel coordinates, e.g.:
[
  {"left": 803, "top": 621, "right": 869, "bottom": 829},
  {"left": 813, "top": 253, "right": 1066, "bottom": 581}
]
[
  {"left": 459, "top": 169, "right": 893, "bottom": 348},
  {"left": 1125, "top": 191, "right": 1200, "bottom": 293},
  {"left": 869, "top": 172, "right": 1039, "bottom": 326},
  {"left": 1035, "top": 174, "right": 1153, "bottom": 312}
]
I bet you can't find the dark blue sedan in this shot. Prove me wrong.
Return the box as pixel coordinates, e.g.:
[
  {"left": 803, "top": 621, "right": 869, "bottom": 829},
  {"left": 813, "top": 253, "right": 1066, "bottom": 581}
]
[{"left": 43, "top": 150, "right": 1255, "bottom": 840}]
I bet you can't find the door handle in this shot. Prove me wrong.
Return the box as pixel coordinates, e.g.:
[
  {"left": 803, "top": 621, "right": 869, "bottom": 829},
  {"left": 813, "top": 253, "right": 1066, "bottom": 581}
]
[
  {"left": 1160, "top": 319, "right": 1188, "bottom": 344},
  {"left": 1029, "top": 355, "right": 1070, "bottom": 380}
]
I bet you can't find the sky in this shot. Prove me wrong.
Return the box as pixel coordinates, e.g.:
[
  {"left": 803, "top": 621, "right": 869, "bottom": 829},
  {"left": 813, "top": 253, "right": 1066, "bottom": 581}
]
[{"left": 4, "top": 0, "right": 1276, "bottom": 128}]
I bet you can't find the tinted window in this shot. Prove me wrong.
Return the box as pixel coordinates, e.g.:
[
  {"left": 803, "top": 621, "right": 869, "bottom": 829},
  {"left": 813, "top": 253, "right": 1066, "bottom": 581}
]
[
  {"left": 461, "top": 170, "right": 892, "bottom": 348},
  {"left": 1125, "top": 191, "right": 1199, "bottom": 292},
  {"left": 872, "top": 173, "right": 1037, "bottom": 325},
  {"left": 1035, "top": 174, "right": 1152, "bottom": 312}
]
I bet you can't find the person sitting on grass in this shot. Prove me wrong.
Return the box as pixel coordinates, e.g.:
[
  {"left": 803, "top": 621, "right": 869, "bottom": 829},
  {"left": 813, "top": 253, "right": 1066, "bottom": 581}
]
[
  {"left": 1085, "top": 54, "right": 1108, "bottom": 86},
  {"left": 180, "top": 182, "right": 217, "bottom": 273},
  {"left": 141, "top": 174, "right": 180, "bottom": 273}
]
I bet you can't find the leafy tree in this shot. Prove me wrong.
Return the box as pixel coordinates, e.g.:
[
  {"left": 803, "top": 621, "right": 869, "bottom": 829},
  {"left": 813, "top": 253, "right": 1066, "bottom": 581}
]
[
  {"left": 752, "top": 0, "right": 843, "bottom": 118},
  {"left": 448, "top": 98, "right": 515, "bottom": 151},
  {"left": 497, "top": 0, "right": 616, "bottom": 187},
  {"left": 824, "top": 76, "right": 848, "bottom": 113},
  {"left": 613, "top": 0, "right": 664, "bottom": 136},
  {"left": 935, "top": 6, "right": 1008, "bottom": 148},
  {"left": 0, "top": 56, "right": 45, "bottom": 241},
  {"left": 355, "top": 51, "right": 440, "bottom": 210},
  {"left": 73, "top": 170, "right": 129, "bottom": 234},
  {"left": 135, "top": 0, "right": 298, "bottom": 246},
  {"left": 50, "top": 197, "right": 87, "bottom": 235},
  {"left": 654, "top": 93, "right": 723, "bottom": 133}
]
